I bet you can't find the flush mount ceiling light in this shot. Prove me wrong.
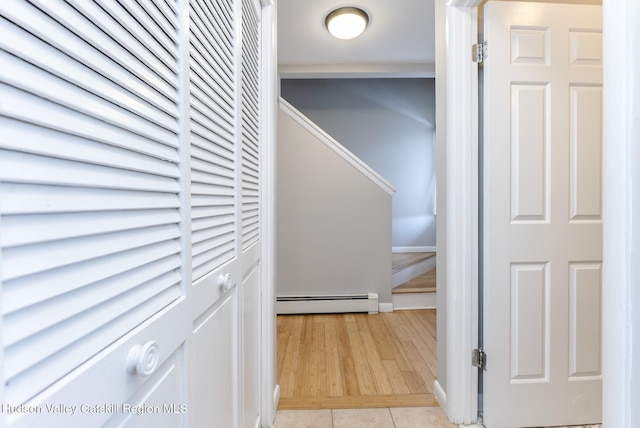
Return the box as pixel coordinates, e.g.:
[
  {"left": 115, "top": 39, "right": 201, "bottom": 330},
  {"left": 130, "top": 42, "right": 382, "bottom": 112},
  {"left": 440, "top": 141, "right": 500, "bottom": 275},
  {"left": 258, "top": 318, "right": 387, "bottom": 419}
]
[{"left": 325, "top": 7, "right": 369, "bottom": 40}]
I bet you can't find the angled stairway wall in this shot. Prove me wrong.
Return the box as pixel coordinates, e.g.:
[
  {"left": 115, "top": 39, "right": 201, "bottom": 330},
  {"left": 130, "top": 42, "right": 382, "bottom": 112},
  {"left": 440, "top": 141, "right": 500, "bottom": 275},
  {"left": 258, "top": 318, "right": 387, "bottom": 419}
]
[{"left": 276, "top": 99, "right": 395, "bottom": 309}]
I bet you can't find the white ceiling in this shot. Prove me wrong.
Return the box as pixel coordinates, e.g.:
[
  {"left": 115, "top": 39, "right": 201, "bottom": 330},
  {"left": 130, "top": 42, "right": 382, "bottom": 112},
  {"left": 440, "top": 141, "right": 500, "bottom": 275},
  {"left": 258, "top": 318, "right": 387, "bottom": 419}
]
[{"left": 277, "top": 0, "right": 436, "bottom": 78}]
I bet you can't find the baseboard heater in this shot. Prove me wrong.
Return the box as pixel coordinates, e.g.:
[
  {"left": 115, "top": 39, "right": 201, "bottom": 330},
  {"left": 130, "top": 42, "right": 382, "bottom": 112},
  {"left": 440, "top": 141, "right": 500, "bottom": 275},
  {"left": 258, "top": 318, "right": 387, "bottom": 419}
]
[{"left": 276, "top": 293, "right": 379, "bottom": 315}]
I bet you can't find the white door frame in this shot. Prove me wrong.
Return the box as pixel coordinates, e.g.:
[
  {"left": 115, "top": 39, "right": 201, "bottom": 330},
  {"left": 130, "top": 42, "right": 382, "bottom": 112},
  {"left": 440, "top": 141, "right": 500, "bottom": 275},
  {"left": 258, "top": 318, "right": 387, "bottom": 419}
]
[
  {"left": 260, "top": 0, "right": 279, "bottom": 427},
  {"left": 601, "top": 1, "right": 639, "bottom": 427},
  {"left": 437, "top": 0, "right": 482, "bottom": 425},
  {"left": 441, "top": 0, "right": 638, "bottom": 426}
]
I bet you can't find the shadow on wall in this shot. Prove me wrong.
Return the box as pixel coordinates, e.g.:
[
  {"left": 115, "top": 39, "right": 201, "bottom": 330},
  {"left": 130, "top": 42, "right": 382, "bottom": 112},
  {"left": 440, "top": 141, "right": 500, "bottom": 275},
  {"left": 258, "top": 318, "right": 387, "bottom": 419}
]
[{"left": 280, "top": 78, "right": 436, "bottom": 249}]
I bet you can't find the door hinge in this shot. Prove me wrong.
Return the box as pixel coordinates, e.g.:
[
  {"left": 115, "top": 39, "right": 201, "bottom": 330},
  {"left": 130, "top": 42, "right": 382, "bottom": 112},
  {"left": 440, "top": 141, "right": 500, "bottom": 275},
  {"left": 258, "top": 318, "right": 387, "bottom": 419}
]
[
  {"left": 472, "top": 348, "right": 486, "bottom": 370},
  {"left": 472, "top": 42, "right": 487, "bottom": 64}
]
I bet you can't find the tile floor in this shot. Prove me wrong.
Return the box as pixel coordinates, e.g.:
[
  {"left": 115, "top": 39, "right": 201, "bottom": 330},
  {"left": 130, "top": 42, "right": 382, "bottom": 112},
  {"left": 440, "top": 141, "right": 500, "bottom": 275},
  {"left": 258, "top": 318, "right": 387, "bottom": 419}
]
[
  {"left": 272, "top": 407, "right": 470, "bottom": 428},
  {"left": 272, "top": 407, "right": 603, "bottom": 428}
]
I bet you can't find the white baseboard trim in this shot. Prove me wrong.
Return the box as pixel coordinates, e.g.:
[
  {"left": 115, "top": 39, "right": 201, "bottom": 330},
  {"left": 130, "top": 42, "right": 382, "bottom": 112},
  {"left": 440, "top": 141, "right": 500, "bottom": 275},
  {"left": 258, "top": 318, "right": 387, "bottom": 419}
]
[
  {"left": 392, "top": 246, "right": 437, "bottom": 253},
  {"left": 434, "top": 379, "right": 447, "bottom": 410},
  {"left": 392, "top": 292, "right": 437, "bottom": 310},
  {"left": 378, "top": 302, "right": 394, "bottom": 312},
  {"left": 273, "top": 384, "right": 280, "bottom": 409}
]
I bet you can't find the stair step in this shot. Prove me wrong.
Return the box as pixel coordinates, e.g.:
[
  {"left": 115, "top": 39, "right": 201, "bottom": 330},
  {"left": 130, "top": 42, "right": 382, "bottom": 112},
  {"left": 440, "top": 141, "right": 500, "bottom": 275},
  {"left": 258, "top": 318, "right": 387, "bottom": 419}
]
[
  {"left": 392, "top": 252, "right": 436, "bottom": 274},
  {"left": 392, "top": 252, "right": 436, "bottom": 288},
  {"left": 392, "top": 269, "right": 436, "bottom": 294}
]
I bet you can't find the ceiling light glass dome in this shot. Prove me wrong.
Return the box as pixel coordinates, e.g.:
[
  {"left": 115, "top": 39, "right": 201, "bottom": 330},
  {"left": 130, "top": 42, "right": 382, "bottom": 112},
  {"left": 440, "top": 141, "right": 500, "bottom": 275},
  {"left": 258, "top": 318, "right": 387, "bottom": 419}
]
[{"left": 325, "top": 7, "right": 369, "bottom": 40}]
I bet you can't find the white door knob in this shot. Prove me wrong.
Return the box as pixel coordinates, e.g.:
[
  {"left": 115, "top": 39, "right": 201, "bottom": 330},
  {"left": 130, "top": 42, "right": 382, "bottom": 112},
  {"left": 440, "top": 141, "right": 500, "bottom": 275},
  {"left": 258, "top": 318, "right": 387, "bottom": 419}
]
[
  {"left": 218, "top": 273, "right": 232, "bottom": 290},
  {"left": 127, "top": 341, "right": 160, "bottom": 377}
]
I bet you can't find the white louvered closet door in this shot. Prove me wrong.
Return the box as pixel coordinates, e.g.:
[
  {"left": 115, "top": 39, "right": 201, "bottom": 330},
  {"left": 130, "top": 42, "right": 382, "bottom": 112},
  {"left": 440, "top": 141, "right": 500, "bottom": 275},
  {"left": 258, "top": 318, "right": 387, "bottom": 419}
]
[
  {"left": 188, "top": 0, "right": 239, "bottom": 426},
  {"left": 188, "top": 0, "right": 263, "bottom": 425},
  {"left": 0, "top": 1, "right": 190, "bottom": 427},
  {"left": 239, "top": 0, "right": 262, "bottom": 427}
]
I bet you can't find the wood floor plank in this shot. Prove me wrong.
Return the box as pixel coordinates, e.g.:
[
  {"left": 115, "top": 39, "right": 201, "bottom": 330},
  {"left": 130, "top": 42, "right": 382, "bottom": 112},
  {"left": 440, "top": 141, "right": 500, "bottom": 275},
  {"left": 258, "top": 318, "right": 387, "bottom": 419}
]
[
  {"left": 366, "top": 313, "right": 398, "bottom": 360},
  {"left": 345, "top": 314, "right": 377, "bottom": 396},
  {"left": 402, "top": 370, "right": 429, "bottom": 394},
  {"left": 397, "top": 311, "right": 438, "bottom": 377},
  {"left": 278, "top": 315, "right": 304, "bottom": 398},
  {"left": 382, "top": 359, "right": 411, "bottom": 394},
  {"left": 293, "top": 316, "right": 314, "bottom": 397},
  {"left": 278, "top": 394, "right": 438, "bottom": 410},
  {"left": 322, "top": 315, "right": 344, "bottom": 397},
  {"left": 308, "top": 320, "right": 327, "bottom": 397},
  {"left": 401, "top": 340, "right": 436, "bottom": 389},
  {"left": 356, "top": 317, "right": 395, "bottom": 395},
  {"left": 276, "top": 329, "right": 289, "bottom": 379},
  {"left": 335, "top": 315, "right": 360, "bottom": 396},
  {"left": 276, "top": 310, "right": 438, "bottom": 409}
]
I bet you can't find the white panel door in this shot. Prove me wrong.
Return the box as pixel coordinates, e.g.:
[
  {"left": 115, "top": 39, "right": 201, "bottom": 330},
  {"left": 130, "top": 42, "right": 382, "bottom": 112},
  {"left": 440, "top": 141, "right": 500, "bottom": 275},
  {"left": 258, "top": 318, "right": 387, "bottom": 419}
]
[{"left": 483, "top": 2, "right": 602, "bottom": 427}]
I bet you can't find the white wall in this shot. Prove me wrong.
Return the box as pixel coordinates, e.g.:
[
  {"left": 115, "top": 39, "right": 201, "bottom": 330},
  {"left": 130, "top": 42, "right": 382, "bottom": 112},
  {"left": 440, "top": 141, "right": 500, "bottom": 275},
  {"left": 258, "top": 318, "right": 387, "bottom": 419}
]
[
  {"left": 280, "top": 78, "right": 436, "bottom": 249},
  {"left": 276, "top": 106, "right": 393, "bottom": 304}
]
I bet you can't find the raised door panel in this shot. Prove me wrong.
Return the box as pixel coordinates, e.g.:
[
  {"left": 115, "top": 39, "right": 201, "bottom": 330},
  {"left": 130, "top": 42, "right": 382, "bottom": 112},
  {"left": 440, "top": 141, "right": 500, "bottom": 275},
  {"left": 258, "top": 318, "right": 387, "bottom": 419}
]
[{"left": 191, "top": 294, "right": 236, "bottom": 428}]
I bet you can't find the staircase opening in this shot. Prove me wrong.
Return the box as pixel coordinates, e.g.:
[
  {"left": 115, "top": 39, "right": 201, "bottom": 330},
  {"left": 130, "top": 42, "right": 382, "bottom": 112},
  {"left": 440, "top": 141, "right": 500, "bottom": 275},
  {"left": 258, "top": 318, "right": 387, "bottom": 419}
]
[{"left": 392, "top": 252, "right": 437, "bottom": 310}]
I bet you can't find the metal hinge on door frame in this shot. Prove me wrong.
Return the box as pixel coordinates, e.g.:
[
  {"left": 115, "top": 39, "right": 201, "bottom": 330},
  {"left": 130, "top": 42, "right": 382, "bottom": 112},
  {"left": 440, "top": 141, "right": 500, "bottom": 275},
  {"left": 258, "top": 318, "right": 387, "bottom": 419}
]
[
  {"left": 472, "top": 41, "right": 487, "bottom": 63},
  {"left": 472, "top": 347, "right": 486, "bottom": 370}
]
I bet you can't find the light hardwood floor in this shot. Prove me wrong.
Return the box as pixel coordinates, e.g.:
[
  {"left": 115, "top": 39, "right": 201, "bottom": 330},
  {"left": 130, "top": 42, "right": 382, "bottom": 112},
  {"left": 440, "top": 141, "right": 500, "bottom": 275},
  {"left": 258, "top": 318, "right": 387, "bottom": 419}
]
[{"left": 277, "top": 309, "right": 438, "bottom": 409}]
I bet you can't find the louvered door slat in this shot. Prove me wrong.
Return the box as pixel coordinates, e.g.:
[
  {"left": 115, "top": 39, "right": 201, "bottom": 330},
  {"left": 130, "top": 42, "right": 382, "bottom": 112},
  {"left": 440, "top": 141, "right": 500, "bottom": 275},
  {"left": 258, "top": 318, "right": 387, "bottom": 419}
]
[
  {"left": 0, "top": 0, "right": 184, "bottom": 408},
  {"left": 101, "top": 0, "right": 179, "bottom": 62},
  {"left": 0, "top": 24, "right": 178, "bottom": 130},
  {"left": 0, "top": 64, "right": 177, "bottom": 148},
  {"left": 0, "top": 38, "right": 176, "bottom": 139},
  {"left": 189, "top": 0, "right": 237, "bottom": 280},
  {"left": 0, "top": 185, "right": 179, "bottom": 215},
  {"left": 189, "top": 17, "right": 234, "bottom": 100},
  {"left": 192, "top": 240, "right": 235, "bottom": 281},
  {"left": 190, "top": 85, "right": 234, "bottom": 135},
  {"left": 191, "top": 144, "right": 235, "bottom": 171},
  {"left": 6, "top": 283, "right": 180, "bottom": 407},
  {"left": 3, "top": 224, "right": 180, "bottom": 282},
  {"left": 1, "top": 119, "right": 178, "bottom": 177},
  {"left": 0, "top": 6, "right": 177, "bottom": 118},
  {"left": 5, "top": 1, "right": 179, "bottom": 100},
  {"left": 190, "top": 71, "right": 235, "bottom": 125},
  {"left": 241, "top": 0, "right": 261, "bottom": 250},
  {"left": 138, "top": 0, "right": 179, "bottom": 37},
  {"left": 162, "top": 0, "right": 179, "bottom": 17},
  {"left": 192, "top": 0, "right": 234, "bottom": 59},
  {"left": 190, "top": 123, "right": 235, "bottom": 159},
  {"left": 2, "top": 210, "right": 180, "bottom": 248},
  {"left": 190, "top": 103, "right": 235, "bottom": 144},
  {"left": 2, "top": 83, "right": 179, "bottom": 160},
  {"left": 0, "top": 151, "right": 179, "bottom": 192},
  {"left": 190, "top": 0, "right": 234, "bottom": 79},
  {"left": 73, "top": 0, "right": 177, "bottom": 74},
  {"left": 5, "top": 266, "right": 181, "bottom": 347},
  {"left": 4, "top": 241, "right": 181, "bottom": 314}
]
